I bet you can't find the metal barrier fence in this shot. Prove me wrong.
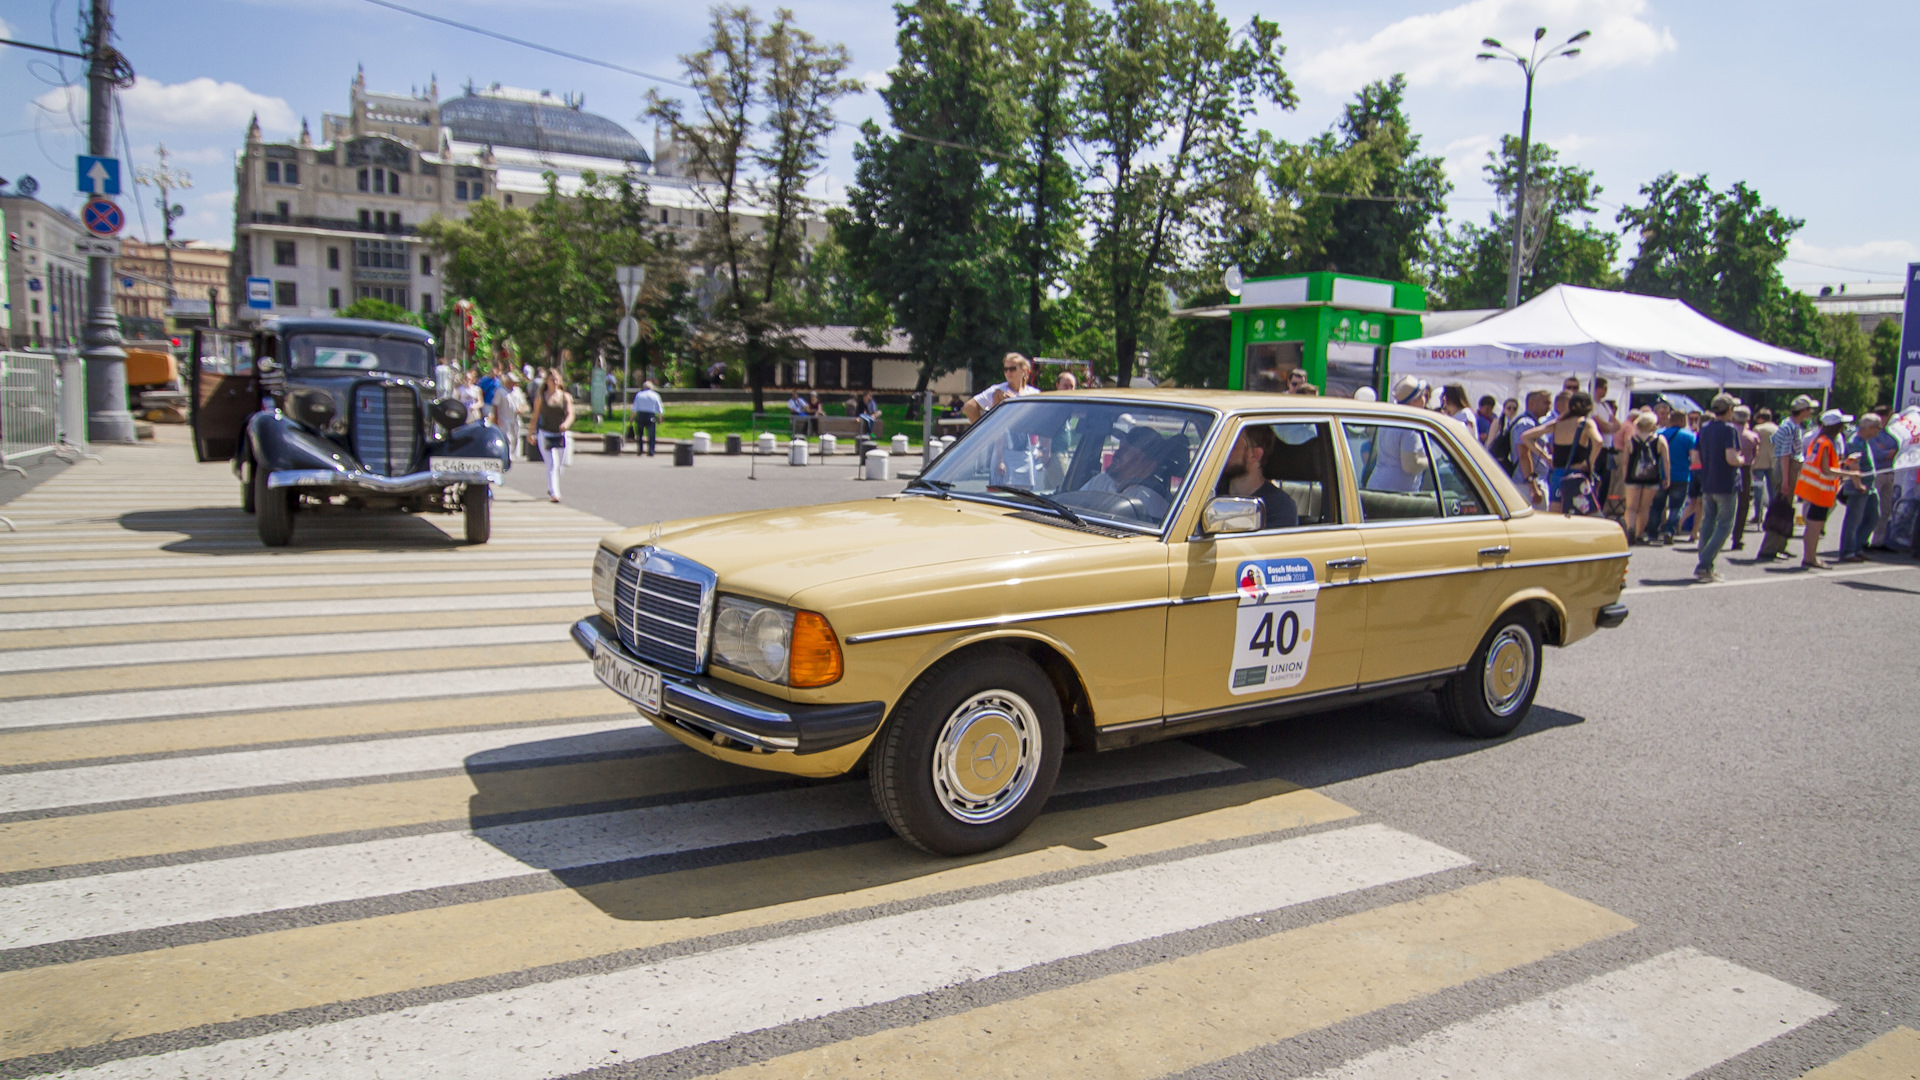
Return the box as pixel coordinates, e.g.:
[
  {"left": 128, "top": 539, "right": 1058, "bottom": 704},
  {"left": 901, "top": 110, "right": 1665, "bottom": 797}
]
[{"left": 1, "top": 351, "right": 63, "bottom": 477}]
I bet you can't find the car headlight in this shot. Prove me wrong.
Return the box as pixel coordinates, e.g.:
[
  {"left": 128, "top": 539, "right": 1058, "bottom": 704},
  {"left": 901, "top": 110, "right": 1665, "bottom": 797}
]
[
  {"left": 592, "top": 546, "right": 621, "bottom": 618},
  {"left": 712, "top": 596, "right": 842, "bottom": 687}
]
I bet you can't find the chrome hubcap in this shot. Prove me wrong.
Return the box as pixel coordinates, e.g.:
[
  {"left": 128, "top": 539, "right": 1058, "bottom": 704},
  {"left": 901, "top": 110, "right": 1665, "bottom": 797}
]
[
  {"left": 931, "top": 689, "right": 1040, "bottom": 824},
  {"left": 1483, "top": 625, "right": 1535, "bottom": 717}
]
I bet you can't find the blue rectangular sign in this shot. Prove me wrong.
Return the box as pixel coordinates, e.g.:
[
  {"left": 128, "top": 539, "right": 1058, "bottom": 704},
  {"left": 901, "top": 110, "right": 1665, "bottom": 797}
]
[
  {"left": 246, "top": 276, "right": 274, "bottom": 310},
  {"left": 75, "top": 155, "right": 120, "bottom": 196},
  {"left": 1898, "top": 263, "right": 1920, "bottom": 411}
]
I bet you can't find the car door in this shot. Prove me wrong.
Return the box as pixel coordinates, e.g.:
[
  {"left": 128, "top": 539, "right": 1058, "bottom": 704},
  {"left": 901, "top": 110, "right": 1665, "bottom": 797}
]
[
  {"left": 188, "top": 328, "right": 259, "bottom": 463},
  {"left": 1342, "top": 418, "right": 1511, "bottom": 686},
  {"left": 1163, "top": 416, "right": 1369, "bottom": 726}
]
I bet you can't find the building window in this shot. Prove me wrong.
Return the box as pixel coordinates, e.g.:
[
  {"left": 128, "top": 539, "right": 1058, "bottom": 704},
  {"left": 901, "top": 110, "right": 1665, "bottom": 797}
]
[
  {"left": 275, "top": 281, "right": 297, "bottom": 306},
  {"left": 357, "top": 168, "right": 369, "bottom": 192},
  {"left": 29, "top": 299, "right": 40, "bottom": 315},
  {"left": 265, "top": 161, "right": 280, "bottom": 183},
  {"left": 276, "top": 201, "right": 290, "bottom": 220},
  {"left": 373, "top": 211, "right": 387, "bottom": 232},
  {"left": 421, "top": 293, "right": 433, "bottom": 313},
  {"left": 390, "top": 211, "right": 401, "bottom": 231},
  {"left": 327, "top": 246, "right": 340, "bottom": 270},
  {"left": 284, "top": 163, "right": 299, "bottom": 185},
  {"left": 359, "top": 209, "right": 371, "bottom": 229},
  {"left": 356, "top": 285, "right": 409, "bottom": 307},
  {"left": 504, "top": 194, "right": 513, "bottom": 206},
  {"left": 658, "top": 208, "right": 668, "bottom": 224},
  {"left": 329, "top": 287, "right": 341, "bottom": 308},
  {"left": 274, "top": 240, "right": 296, "bottom": 266},
  {"left": 455, "top": 180, "right": 467, "bottom": 200},
  {"left": 420, "top": 254, "right": 432, "bottom": 276},
  {"left": 353, "top": 238, "right": 409, "bottom": 269}
]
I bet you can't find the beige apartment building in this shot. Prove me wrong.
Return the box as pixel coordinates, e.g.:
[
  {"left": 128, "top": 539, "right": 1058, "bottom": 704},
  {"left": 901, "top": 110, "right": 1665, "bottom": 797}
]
[{"left": 115, "top": 238, "right": 231, "bottom": 338}]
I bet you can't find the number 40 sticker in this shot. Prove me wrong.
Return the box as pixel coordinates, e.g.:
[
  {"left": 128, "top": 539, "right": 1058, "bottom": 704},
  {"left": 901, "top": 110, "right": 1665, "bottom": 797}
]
[{"left": 1229, "top": 558, "right": 1318, "bottom": 695}]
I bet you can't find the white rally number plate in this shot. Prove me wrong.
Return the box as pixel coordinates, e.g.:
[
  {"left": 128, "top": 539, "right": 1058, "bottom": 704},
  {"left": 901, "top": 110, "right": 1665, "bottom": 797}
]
[
  {"left": 593, "top": 642, "right": 663, "bottom": 714},
  {"left": 432, "top": 456, "right": 504, "bottom": 477}
]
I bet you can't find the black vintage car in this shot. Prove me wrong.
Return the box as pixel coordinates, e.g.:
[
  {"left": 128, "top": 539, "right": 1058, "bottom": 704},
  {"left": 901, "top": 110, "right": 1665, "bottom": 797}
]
[{"left": 189, "top": 318, "right": 510, "bottom": 546}]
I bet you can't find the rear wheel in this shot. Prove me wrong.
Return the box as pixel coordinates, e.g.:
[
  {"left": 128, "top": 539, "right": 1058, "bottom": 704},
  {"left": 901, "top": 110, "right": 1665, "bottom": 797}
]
[
  {"left": 869, "top": 647, "right": 1063, "bottom": 855},
  {"left": 462, "top": 485, "right": 491, "bottom": 544},
  {"left": 255, "top": 464, "right": 294, "bottom": 547},
  {"left": 1438, "top": 609, "right": 1542, "bottom": 738}
]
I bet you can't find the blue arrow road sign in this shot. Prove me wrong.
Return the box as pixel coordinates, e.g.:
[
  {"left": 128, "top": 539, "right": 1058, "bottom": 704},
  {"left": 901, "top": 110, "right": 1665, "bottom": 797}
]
[
  {"left": 76, "top": 155, "right": 120, "bottom": 196},
  {"left": 81, "top": 197, "right": 124, "bottom": 237}
]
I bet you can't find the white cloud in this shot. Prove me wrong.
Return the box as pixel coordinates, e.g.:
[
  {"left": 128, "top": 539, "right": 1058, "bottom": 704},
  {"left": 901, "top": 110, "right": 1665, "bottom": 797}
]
[
  {"left": 1297, "top": 0, "right": 1677, "bottom": 95},
  {"left": 33, "top": 77, "right": 296, "bottom": 136}
]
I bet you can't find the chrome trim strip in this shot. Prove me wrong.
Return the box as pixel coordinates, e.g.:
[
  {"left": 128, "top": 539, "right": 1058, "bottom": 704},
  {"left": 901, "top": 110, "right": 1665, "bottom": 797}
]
[
  {"left": 1349, "top": 513, "right": 1504, "bottom": 530},
  {"left": 268, "top": 466, "right": 499, "bottom": 493},
  {"left": 844, "top": 596, "right": 1172, "bottom": 645},
  {"left": 1363, "top": 549, "right": 1627, "bottom": 585}
]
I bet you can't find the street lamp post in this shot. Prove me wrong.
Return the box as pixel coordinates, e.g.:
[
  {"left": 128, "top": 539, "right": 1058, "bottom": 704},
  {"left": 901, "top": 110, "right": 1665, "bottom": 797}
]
[
  {"left": 1478, "top": 27, "right": 1589, "bottom": 310},
  {"left": 134, "top": 143, "right": 192, "bottom": 305}
]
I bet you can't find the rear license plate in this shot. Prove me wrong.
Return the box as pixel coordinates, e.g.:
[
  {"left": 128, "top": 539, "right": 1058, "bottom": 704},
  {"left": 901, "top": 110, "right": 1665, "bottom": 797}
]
[
  {"left": 593, "top": 642, "right": 663, "bottom": 714},
  {"left": 432, "top": 456, "right": 503, "bottom": 476}
]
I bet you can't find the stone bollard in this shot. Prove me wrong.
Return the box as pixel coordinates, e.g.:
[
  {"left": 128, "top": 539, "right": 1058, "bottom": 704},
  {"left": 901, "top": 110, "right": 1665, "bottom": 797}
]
[
  {"left": 725, "top": 433, "right": 742, "bottom": 455},
  {"left": 788, "top": 437, "right": 809, "bottom": 466},
  {"left": 854, "top": 436, "right": 875, "bottom": 462},
  {"left": 758, "top": 432, "right": 776, "bottom": 455},
  {"left": 692, "top": 431, "right": 711, "bottom": 454},
  {"left": 673, "top": 441, "right": 695, "bottom": 466},
  {"left": 891, "top": 434, "right": 909, "bottom": 456},
  {"left": 819, "top": 433, "right": 836, "bottom": 456},
  {"left": 602, "top": 433, "right": 624, "bottom": 455},
  {"left": 864, "top": 449, "right": 890, "bottom": 481}
]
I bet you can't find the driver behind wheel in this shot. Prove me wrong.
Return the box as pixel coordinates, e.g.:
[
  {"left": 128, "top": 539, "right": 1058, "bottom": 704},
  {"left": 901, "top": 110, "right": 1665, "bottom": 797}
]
[{"left": 1081, "top": 425, "right": 1172, "bottom": 520}]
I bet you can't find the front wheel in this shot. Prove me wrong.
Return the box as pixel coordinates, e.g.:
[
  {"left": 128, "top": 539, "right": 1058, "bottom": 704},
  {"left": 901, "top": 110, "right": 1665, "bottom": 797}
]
[
  {"left": 255, "top": 464, "right": 294, "bottom": 547},
  {"left": 462, "top": 485, "right": 491, "bottom": 544},
  {"left": 1438, "top": 609, "right": 1542, "bottom": 738},
  {"left": 869, "top": 647, "right": 1064, "bottom": 855},
  {"left": 239, "top": 460, "right": 255, "bottom": 514}
]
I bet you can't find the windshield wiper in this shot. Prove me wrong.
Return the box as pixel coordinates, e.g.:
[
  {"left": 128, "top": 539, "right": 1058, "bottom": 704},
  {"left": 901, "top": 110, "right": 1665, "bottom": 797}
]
[
  {"left": 904, "top": 476, "right": 953, "bottom": 500},
  {"left": 987, "top": 484, "right": 1085, "bottom": 527}
]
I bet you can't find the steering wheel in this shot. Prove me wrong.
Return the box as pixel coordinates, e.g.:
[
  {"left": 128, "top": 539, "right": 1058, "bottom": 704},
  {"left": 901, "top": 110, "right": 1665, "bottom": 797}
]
[{"left": 1054, "top": 488, "right": 1154, "bottom": 523}]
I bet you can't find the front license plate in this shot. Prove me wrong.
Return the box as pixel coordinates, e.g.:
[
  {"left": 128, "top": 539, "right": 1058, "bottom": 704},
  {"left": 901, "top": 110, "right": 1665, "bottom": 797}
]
[
  {"left": 593, "top": 642, "right": 663, "bottom": 714},
  {"left": 432, "top": 456, "right": 503, "bottom": 476}
]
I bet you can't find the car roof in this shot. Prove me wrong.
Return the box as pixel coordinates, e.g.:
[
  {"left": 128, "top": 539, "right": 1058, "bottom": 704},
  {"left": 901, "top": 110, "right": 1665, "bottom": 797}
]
[
  {"left": 1039, "top": 387, "right": 1448, "bottom": 423},
  {"left": 266, "top": 317, "right": 436, "bottom": 345}
]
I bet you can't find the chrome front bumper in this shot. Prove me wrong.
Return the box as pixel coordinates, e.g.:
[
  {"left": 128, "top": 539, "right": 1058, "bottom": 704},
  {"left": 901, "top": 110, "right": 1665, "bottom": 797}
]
[
  {"left": 571, "top": 615, "right": 884, "bottom": 755},
  {"left": 268, "top": 466, "right": 500, "bottom": 494}
]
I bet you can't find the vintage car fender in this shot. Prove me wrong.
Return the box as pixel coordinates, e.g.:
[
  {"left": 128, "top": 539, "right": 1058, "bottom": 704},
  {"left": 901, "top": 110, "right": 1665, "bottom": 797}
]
[
  {"left": 1488, "top": 586, "right": 1570, "bottom": 647},
  {"left": 438, "top": 420, "right": 513, "bottom": 466},
  {"left": 242, "top": 410, "right": 349, "bottom": 476}
]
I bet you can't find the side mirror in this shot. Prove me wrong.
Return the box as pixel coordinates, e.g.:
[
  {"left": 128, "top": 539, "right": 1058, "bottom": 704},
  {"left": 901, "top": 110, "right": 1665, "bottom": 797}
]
[
  {"left": 431, "top": 396, "right": 471, "bottom": 428},
  {"left": 1200, "top": 496, "right": 1262, "bottom": 535}
]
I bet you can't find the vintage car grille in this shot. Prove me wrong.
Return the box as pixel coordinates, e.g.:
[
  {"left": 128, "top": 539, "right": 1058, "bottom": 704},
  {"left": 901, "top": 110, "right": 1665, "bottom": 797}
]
[
  {"left": 613, "top": 547, "right": 715, "bottom": 673},
  {"left": 351, "top": 383, "right": 418, "bottom": 476}
]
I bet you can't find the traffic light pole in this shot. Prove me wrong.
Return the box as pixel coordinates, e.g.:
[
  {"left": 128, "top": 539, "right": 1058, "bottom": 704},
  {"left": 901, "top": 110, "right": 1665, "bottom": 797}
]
[{"left": 82, "top": 0, "right": 134, "bottom": 443}]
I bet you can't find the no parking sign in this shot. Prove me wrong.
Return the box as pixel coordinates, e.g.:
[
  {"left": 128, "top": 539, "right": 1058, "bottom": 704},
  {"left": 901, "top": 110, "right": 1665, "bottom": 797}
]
[{"left": 81, "top": 197, "right": 124, "bottom": 237}]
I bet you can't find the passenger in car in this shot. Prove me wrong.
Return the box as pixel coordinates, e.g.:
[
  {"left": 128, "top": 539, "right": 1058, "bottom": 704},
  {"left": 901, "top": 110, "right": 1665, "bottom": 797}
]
[
  {"left": 1082, "top": 426, "right": 1172, "bottom": 519},
  {"left": 1218, "top": 424, "right": 1299, "bottom": 529}
]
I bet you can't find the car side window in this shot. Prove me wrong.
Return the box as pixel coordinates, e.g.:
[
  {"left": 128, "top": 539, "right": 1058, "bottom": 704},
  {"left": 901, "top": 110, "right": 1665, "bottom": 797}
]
[
  {"left": 1344, "top": 422, "right": 1442, "bottom": 521},
  {"left": 1212, "top": 420, "right": 1341, "bottom": 529},
  {"left": 1428, "top": 433, "right": 1491, "bottom": 517}
]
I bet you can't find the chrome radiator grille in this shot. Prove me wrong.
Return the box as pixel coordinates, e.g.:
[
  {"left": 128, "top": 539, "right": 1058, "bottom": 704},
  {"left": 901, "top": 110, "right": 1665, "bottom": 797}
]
[
  {"left": 351, "top": 383, "right": 418, "bottom": 476},
  {"left": 613, "top": 547, "right": 716, "bottom": 673}
]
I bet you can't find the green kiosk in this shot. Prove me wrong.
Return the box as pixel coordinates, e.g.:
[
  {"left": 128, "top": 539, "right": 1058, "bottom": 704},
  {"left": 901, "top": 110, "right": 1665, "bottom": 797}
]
[{"left": 1198, "top": 271, "right": 1427, "bottom": 397}]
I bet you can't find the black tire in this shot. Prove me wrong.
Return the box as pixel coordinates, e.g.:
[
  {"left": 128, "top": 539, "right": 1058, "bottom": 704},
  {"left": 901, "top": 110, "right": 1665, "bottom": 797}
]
[
  {"left": 462, "top": 485, "right": 491, "bottom": 544},
  {"left": 1438, "top": 608, "right": 1543, "bottom": 738},
  {"left": 869, "top": 647, "right": 1064, "bottom": 855},
  {"left": 239, "top": 460, "right": 256, "bottom": 514},
  {"left": 255, "top": 464, "right": 294, "bottom": 547}
]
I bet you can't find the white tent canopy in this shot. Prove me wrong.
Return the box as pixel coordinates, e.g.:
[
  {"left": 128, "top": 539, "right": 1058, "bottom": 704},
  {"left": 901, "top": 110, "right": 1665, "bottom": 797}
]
[{"left": 1389, "top": 284, "right": 1833, "bottom": 395}]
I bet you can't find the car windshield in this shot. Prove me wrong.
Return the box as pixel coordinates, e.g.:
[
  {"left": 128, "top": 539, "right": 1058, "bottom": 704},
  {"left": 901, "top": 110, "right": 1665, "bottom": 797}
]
[
  {"left": 287, "top": 333, "right": 433, "bottom": 378},
  {"left": 920, "top": 397, "right": 1216, "bottom": 532}
]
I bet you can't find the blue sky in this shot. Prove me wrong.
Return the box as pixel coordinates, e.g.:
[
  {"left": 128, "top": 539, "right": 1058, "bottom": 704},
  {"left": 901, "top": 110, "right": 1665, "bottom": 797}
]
[{"left": 4, "top": 0, "right": 1914, "bottom": 287}]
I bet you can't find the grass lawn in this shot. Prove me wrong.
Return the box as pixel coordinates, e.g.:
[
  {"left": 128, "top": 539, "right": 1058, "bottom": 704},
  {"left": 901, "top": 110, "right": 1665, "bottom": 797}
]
[{"left": 573, "top": 403, "right": 928, "bottom": 445}]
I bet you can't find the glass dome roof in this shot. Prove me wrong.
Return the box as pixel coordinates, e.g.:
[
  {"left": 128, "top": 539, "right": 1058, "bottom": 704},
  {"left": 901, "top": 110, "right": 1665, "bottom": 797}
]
[{"left": 441, "top": 93, "right": 650, "bottom": 163}]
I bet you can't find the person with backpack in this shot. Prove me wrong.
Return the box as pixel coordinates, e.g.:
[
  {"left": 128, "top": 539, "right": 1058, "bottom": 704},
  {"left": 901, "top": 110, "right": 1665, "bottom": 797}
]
[{"left": 1622, "top": 410, "right": 1670, "bottom": 543}]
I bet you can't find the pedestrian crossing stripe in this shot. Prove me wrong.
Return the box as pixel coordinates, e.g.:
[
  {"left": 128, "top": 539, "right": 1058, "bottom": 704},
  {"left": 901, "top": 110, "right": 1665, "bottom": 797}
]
[{"left": 1798, "top": 1028, "right": 1920, "bottom": 1080}]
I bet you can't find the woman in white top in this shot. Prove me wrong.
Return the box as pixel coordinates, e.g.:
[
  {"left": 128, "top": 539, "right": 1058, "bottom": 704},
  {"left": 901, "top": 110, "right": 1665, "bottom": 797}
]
[{"left": 962, "top": 352, "right": 1042, "bottom": 422}]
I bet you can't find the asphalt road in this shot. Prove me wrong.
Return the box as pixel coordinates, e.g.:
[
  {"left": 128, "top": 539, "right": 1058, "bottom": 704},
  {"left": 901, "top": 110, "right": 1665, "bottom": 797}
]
[{"left": 1, "top": 428, "right": 1915, "bottom": 1079}]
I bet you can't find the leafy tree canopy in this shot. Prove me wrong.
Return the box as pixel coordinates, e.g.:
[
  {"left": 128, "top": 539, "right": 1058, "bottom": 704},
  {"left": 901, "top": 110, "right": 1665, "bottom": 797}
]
[{"left": 1425, "top": 137, "right": 1619, "bottom": 310}]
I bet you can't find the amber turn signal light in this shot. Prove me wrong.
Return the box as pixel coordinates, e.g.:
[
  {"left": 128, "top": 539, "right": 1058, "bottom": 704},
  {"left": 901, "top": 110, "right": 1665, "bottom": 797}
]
[{"left": 788, "top": 610, "right": 843, "bottom": 688}]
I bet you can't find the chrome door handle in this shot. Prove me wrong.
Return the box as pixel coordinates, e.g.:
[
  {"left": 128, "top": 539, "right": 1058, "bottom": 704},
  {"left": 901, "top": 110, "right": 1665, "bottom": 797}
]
[
  {"left": 1478, "top": 545, "right": 1511, "bottom": 557},
  {"left": 1325, "top": 555, "right": 1368, "bottom": 570}
]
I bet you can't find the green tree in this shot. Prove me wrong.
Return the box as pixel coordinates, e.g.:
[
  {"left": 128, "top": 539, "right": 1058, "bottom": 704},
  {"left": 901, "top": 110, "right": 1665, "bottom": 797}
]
[
  {"left": 336, "top": 297, "right": 421, "bottom": 328},
  {"left": 1080, "top": 0, "right": 1293, "bottom": 386},
  {"left": 1008, "top": 0, "right": 1092, "bottom": 352},
  {"left": 841, "top": 0, "right": 1025, "bottom": 399},
  {"left": 1426, "top": 137, "right": 1618, "bottom": 310},
  {"left": 1821, "top": 312, "right": 1878, "bottom": 415},
  {"left": 648, "top": 6, "right": 857, "bottom": 412},
  {"left": 1869, "top": 317, "right": 1902, "bottom": 400},
  {"left": 1617, "top": 173, "right": 1819, "bottom": 354}
]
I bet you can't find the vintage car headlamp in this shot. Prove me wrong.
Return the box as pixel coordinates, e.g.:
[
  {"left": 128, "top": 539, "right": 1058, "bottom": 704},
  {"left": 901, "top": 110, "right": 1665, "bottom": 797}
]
[
  {"left": 592, "top": 546, "right": 622, "bottom": 618},
  {"left": 285, "top": 386, "right": 337, "bottom": 432},
  {"left": 431, "top": 396, "right": 471, "bottom": 429},
  {"left": 712, "top": 597, "right": 843, "bottom": 687}
]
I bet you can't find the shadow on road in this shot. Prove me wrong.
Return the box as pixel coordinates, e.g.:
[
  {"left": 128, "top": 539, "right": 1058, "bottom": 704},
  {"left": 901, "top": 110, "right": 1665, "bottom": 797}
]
[
  {"left": 118, "top": 506, "right": 465, "bottom": 552},
  {"left": 461, "top": 690, "right": 1575, "bottom": 922}
]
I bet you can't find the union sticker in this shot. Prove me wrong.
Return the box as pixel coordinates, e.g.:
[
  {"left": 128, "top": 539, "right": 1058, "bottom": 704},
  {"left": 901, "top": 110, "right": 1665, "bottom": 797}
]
[{"left": 1229, "top": 558, "right": 1318, "bottom": 695}]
